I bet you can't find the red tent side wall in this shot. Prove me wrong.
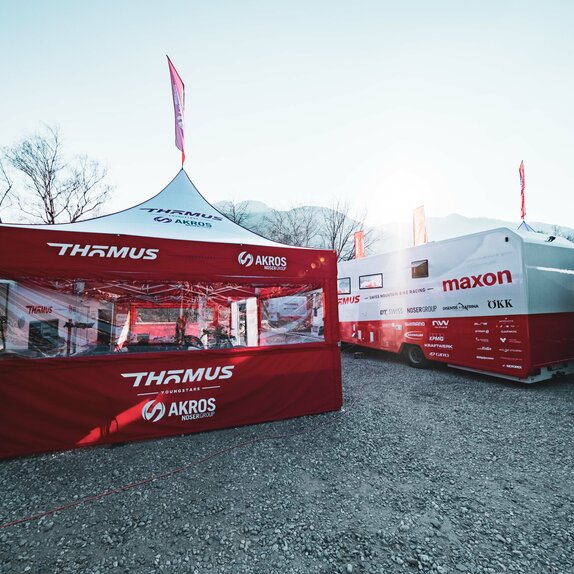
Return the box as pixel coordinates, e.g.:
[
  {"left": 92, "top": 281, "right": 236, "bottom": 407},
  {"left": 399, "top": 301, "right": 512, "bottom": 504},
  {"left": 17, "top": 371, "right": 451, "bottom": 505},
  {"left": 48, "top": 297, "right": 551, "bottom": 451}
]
[{"left": 0, "top": 227, "right": 342, "bottom": 458}]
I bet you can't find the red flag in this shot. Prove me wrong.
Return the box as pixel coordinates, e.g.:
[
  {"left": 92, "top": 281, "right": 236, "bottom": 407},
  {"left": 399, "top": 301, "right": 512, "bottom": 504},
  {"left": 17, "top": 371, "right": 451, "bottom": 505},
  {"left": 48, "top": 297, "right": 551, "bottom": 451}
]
[
  {"left": 354, "top": 231, "right": 365, "bottom": 259},
  {"left": 167, "top": 56, "right": 185, "bottom": 166},
  {"left": 413, "top": 205, "right": 427, "bottom": 246},
  {"left": 519, "top": 160, "right": 525, "bottom": 220}
]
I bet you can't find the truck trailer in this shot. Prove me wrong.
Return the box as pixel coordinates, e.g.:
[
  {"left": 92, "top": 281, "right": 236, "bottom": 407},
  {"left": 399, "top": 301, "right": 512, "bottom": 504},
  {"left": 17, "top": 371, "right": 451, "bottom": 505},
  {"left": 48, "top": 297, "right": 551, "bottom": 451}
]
[{"left": 337, "top": 228, "right": 574, "bottom": 383}]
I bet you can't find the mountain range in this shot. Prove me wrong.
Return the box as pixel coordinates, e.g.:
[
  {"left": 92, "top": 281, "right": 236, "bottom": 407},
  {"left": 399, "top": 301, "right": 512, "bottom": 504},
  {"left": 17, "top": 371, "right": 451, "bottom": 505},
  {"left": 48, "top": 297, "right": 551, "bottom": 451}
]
[{"left": 214, "top": 200, "right": 574, "bottom": 254}]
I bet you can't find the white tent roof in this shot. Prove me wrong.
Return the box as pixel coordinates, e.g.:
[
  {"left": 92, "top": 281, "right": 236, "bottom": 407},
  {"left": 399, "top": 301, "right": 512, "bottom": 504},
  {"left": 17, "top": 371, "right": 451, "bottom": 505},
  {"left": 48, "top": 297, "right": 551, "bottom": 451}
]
[{"left": 5, "top": 170, "right": 291, "bottom": 248}]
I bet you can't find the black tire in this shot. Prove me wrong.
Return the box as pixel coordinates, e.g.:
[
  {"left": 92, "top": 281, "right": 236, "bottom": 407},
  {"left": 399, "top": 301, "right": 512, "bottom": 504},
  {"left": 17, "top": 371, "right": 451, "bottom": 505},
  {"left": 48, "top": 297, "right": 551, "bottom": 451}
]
[
  {"left": 184, "top": 335, "right": 204, "bottom": 350},
  {"left": 216, "top": 337, "right": 234, "bottom": 349},
  {"left": 403, "top": 344, "right": 429, "bottom": 369}
]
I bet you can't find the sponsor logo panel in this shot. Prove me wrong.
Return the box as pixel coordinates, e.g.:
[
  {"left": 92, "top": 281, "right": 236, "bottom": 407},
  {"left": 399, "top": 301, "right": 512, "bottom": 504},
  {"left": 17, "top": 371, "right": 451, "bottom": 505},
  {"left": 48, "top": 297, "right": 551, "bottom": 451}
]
[
  {"left": 141, "top": 208, "right": 222, "bottom": 229},
  {"left": 130, "top": 364, "right": 236, "bottom": 424}
]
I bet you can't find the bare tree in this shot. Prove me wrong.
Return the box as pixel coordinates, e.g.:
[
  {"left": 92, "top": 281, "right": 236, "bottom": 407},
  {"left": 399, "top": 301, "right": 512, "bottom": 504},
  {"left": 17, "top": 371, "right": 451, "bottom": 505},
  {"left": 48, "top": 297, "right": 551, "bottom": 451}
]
[
  {"left": 217, "top": 198, "right": 253, "bottom": 227},
  {"left": 551, "top": 224, "right": 574, "bottom": 243},
  {"left": 263, "top": 205, "right": 319, "bottom": 247},
  {"left": 0, "top": 161, "right": 13, "bottom": 223},
  {"left": 320, "top": 199, "right": 375, "bottom": 261},
  {"left": 3, "top": 125, "right": 112, "bottom": 223}
]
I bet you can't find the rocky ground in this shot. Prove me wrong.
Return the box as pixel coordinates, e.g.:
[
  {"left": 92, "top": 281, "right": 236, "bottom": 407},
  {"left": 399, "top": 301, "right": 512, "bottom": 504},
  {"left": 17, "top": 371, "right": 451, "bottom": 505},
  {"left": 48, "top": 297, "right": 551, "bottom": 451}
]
[{"left": 0, "top": 349, "right": 573, "bottom": 574}]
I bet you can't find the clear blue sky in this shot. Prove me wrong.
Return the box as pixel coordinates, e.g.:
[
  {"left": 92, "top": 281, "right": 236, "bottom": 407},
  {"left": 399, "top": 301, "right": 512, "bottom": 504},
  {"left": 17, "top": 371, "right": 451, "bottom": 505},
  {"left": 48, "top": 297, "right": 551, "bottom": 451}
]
[{"left": 1, "top": 0, "right": 573, "bottom": 228}]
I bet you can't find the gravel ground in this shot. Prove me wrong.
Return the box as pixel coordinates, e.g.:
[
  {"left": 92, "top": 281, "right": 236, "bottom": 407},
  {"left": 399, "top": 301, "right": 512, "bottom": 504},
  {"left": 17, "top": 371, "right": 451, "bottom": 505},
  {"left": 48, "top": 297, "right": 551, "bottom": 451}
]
[{"left": 1, "top": 349, "right": 573, "bottom": 574}]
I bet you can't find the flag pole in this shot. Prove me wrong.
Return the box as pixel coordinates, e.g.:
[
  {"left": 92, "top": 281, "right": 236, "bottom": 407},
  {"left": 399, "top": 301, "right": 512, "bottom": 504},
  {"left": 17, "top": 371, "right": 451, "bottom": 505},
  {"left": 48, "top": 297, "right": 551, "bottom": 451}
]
[
  {"left": 517, "top": 160, "right": 535, "bottom": 231},
  {"left": 519, "top": 160, "right": 525, "bottom": 221}
]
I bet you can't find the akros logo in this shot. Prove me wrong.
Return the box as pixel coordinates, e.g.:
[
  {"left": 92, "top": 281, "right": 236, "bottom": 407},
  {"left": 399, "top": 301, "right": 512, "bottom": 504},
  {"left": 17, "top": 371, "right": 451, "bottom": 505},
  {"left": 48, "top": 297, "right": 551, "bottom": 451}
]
[
  {"left": 442, "top": 270, "right": 512, "bottom": 292},
  {"left": 153, "top": 217, "right": 212, "bottom": 229},
  {"left": 141, "top": 398, "right": 216, "bottom": 423},
  {"left": 238, "top": 251, "right": 254, "bottom": 267},
  {"left": 48, "top": 243, "right": 159, "bottom": 260},
  {"left": 237, "top": 251, "right": 287, "bottom": 271},
  {"left": 142, "top": 399, "right": 166, "bottom": 423}
]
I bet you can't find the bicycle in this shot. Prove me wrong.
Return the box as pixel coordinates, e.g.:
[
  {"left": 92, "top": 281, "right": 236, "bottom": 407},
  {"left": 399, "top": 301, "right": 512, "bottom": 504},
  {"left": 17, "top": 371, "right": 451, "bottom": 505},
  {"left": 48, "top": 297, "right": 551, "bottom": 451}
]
[{"left": 201, "top": 326, "right": 235, "bottom": 349}]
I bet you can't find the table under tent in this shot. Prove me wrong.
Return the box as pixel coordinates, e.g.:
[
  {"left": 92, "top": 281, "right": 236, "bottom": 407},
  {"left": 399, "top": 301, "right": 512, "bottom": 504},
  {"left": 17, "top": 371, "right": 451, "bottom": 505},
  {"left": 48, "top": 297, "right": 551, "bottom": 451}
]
[{"left": 0, "top": 170, "right": 342, "bottom": 458}]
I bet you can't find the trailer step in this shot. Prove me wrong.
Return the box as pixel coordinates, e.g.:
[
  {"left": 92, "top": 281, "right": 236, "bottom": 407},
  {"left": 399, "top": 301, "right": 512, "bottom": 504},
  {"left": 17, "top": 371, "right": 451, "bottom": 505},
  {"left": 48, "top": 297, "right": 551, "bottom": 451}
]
[{"left": 448, "top": 362, "right": 574, "bottom": 384}]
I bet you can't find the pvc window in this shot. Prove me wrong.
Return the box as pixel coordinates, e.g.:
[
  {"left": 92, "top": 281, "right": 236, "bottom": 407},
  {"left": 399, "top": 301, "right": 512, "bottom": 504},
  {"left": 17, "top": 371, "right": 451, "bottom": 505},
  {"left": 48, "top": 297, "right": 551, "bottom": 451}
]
[
  {"left": 337, "top": 277, "right": 351, "bottom": 295},
  {"left": 0, "top": 282, "right": 8, "bottom": 352},
  {"left": 359, "top": 273, "right": 383, "bottom": 289},
  {"left": 0, "top": 278, "right": 326, "bottom": 359},
  {"left": 411, "top": 260, "right": 429, "bottom": 279}
]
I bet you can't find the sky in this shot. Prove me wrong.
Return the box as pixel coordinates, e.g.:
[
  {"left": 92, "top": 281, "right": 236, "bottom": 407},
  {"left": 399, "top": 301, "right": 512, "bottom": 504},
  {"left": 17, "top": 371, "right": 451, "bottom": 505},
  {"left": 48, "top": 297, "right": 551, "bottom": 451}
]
[{"left": 1, "top": 0, "right": 574, "bottom": 228}]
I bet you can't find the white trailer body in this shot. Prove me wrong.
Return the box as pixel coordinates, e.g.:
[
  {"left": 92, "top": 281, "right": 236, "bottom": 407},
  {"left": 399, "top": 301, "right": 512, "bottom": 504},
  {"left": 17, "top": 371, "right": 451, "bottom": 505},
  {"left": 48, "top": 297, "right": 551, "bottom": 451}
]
[{"left": 337, "top": 228, "right": 574, "bottom": 383}]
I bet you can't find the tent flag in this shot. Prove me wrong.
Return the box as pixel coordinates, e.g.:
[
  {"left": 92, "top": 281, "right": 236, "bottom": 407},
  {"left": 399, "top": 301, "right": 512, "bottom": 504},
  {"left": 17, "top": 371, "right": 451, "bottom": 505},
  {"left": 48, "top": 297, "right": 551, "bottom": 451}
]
[
  {"left": 354, "top": 231, "right": 365, "bottom": 259},
  {"left": 519, "top": 160, "right": 526, "bottom": 220},
  {"left": 167, "top": 55, "right": 185, "bottom": 166},
  {"left": 413, "top": 205, "right": 427, "bottom": 246}
]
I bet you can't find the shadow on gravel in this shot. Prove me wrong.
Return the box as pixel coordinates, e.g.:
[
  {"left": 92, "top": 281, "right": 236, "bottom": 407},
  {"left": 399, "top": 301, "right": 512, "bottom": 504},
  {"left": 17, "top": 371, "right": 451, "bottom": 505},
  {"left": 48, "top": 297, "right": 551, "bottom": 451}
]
[{"left": 342, "top": 345, "right": 574, "bottom": 391}]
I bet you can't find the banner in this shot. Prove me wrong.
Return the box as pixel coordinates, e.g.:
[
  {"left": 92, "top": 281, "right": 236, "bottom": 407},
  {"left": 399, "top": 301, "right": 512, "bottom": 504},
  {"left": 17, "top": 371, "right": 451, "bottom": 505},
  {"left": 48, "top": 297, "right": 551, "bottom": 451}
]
[
  {"left": 167, "top": 56, "right": 185, "bottom": 166},
  {"left": 519, "top": 160, "right": 525, "bottom": 220},
  {"left": 0, "top": 345, "right": 342, "bottom": 458},
  {"left": 413, "top": 205, "right": 427, "bottom": 246},
  {"left": 354, "top": 231, "right": 365, "bottom": 259}
]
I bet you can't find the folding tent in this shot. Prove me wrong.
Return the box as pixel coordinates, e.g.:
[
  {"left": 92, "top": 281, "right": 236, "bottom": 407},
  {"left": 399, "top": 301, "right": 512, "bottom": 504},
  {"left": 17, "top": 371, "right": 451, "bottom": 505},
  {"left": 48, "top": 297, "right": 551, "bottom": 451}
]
[{"left": 0, "top": 171, "right": 342, "bottom": 458}]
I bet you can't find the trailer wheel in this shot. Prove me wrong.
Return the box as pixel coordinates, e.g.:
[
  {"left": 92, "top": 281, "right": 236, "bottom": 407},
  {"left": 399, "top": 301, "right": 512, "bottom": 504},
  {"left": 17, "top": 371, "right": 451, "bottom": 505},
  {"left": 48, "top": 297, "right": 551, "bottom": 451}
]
[{"left": 403, "top": 345, "right": 429, "bottom": 369}]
